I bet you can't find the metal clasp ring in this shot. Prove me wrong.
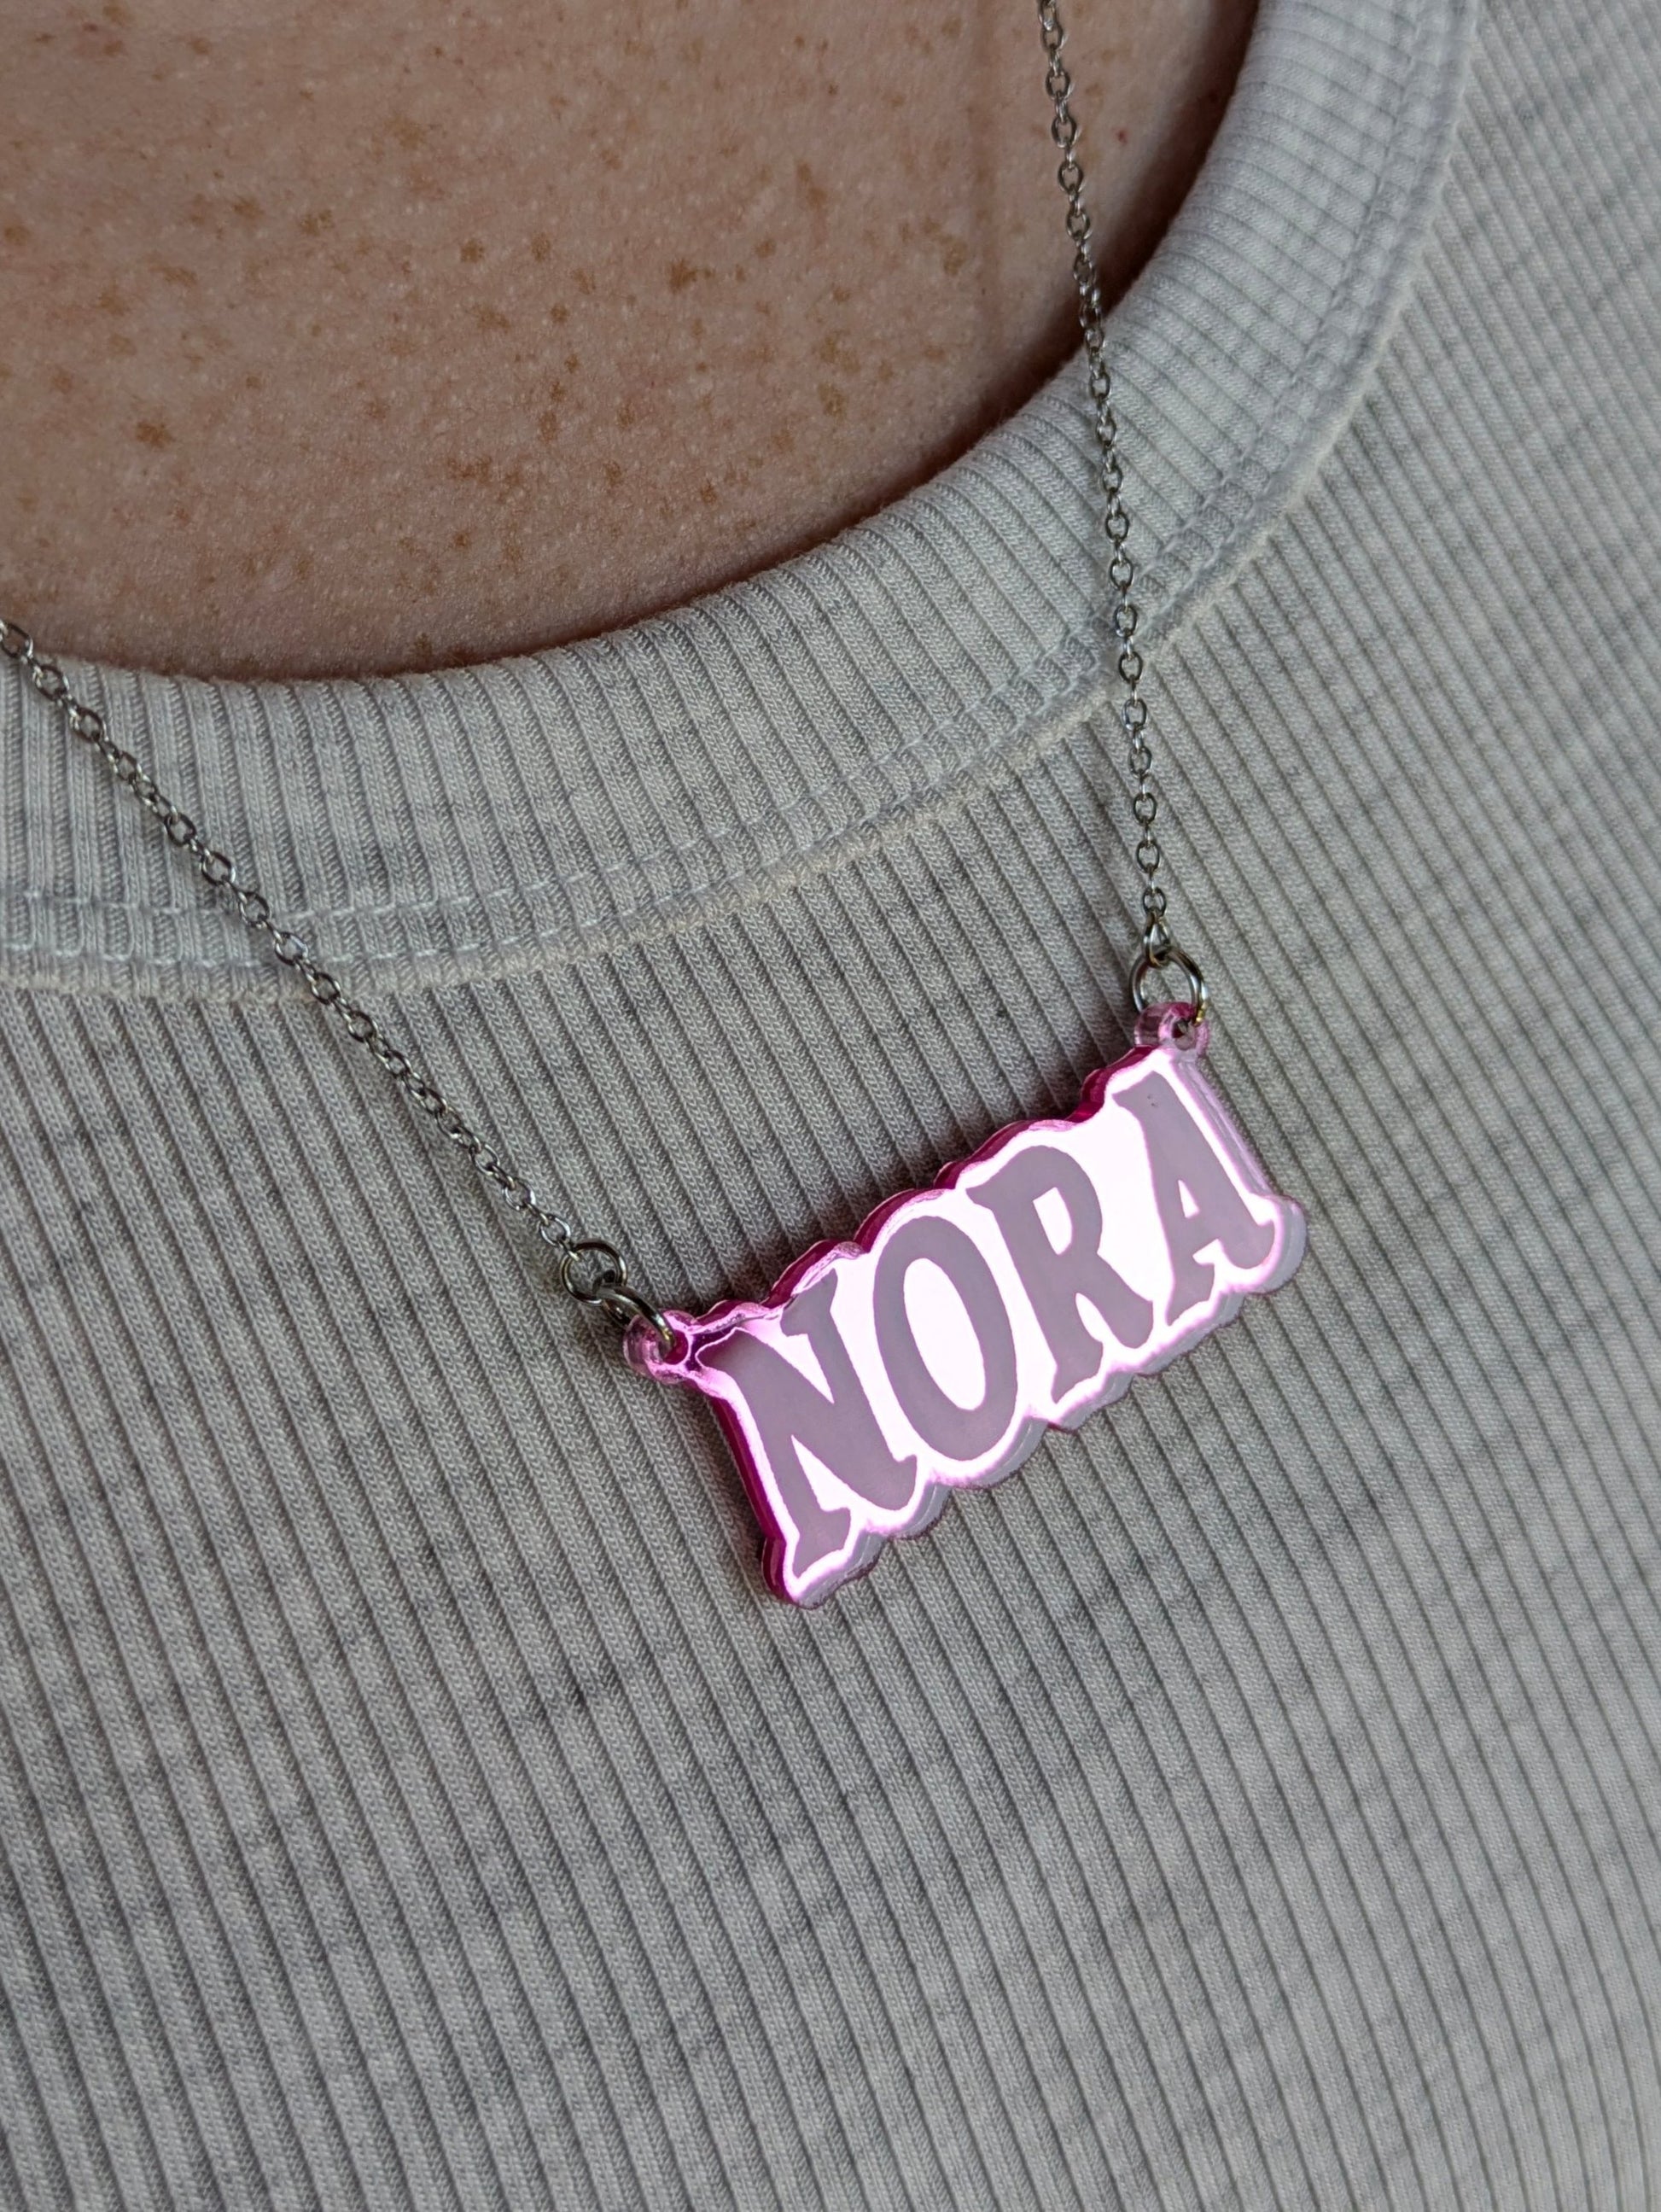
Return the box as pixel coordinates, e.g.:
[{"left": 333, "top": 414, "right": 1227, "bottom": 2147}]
[
  {"left": 556, "top": 1238, "right": 673, "bottom": 1352},
  {"left": 1128, "top": 938, "right": 1209, "bottom": 1024}
]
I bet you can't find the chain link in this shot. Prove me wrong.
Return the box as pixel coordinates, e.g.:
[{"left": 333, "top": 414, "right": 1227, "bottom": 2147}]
[
  {"left": 1036, "top": 1, "right": 1208, "bottom": 1023},
  {"left": 0, "top": 617, "right": 670, "bottom": 1346}
]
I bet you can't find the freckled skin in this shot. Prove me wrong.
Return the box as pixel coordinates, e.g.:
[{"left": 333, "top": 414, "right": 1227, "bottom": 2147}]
[{"left": 0, "top": 0, "right": 1253, "bottom": 679}]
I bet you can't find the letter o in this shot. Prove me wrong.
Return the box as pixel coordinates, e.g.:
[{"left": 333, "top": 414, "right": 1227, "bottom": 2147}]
[{"left": 872, "top": 1217, "right": 1019, "bottom": 1462}]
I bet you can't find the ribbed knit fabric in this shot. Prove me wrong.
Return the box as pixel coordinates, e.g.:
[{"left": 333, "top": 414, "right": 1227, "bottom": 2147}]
[{"left": 3, "top": 0, "right": 1660, "bottom": 2203}]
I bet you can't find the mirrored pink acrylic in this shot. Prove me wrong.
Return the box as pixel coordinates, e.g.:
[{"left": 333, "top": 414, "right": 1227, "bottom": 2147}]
[{"left": 631, "top": 1005, "right": 1306, "bottom": 1605}]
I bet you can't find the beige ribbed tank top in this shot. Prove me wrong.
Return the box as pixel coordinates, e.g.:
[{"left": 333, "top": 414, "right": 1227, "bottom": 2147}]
[{"left": 4, "top": 0, "right": 1661, "bottom": 2203}]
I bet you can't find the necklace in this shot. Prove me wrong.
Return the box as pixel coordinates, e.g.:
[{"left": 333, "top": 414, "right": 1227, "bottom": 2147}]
[{"left": 2, "top": 2, "right": 1305, "bottom": 1606}]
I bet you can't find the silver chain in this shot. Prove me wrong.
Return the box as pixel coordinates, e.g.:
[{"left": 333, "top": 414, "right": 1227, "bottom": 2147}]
[
  {"left": 1037, "top": 0, "right": 1209, "bottom": 1023},
  {"left": 3, "top": 22, "right": 1201, "bottom": 1349},
  {"left": 0, "top": 617, "right": 670, "bottom": 1345}
]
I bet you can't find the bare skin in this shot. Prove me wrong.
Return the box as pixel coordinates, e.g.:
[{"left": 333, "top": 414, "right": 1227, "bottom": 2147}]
[{"left": 0, "top": 0, "right": 1255, "bottom": 680}]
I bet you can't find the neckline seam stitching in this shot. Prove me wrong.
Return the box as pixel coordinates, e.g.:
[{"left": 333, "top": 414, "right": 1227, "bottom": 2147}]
[{"left": 0, "top": 0, "right": 1456, "bottom": 996}]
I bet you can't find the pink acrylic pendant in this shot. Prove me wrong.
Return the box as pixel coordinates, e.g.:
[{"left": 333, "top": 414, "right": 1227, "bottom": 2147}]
[{"left": 630, "top": 1005, "right": 1306, "bottom": 1605}]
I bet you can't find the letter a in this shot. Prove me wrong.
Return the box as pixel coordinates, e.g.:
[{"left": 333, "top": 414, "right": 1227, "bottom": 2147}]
[
  {"left": 1116, "top": 1071, "right": 1274, "bottom": 1322},
  {"left": 971, "top": 1144, "right": 1154, "bottom": 1401},
  {"left": 699, "top": 1271, "right": 917, "bottom": 1583}
]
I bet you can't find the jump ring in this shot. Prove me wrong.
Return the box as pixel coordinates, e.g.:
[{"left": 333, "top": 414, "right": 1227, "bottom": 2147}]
[
  {"left": 558, "top": 1240, "right": 671, "bottom": 1348},
  {"left": 557, "top": 1237, "right": 627, "bottom": 1304},
  {"left": 1129, "top": 940, "right": 1209, "bottom": 1024}
]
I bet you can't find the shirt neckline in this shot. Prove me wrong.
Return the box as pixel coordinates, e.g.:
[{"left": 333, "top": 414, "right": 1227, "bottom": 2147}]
[{"left": 0, "top": 0, "right": 1472, "bottom": 1000}]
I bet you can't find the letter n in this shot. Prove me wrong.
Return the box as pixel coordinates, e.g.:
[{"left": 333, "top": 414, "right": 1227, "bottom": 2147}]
[{"left": 698, "top": 1271, "right": 917, "bottom": 1587}]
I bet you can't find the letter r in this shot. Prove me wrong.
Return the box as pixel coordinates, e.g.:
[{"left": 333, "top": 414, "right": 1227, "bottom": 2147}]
[{"left": 970, "top": 1144, "right": 1154, "bottom": 1401}]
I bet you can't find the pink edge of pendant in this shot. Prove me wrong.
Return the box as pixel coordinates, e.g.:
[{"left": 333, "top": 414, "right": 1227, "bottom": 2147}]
[{"left": 626, "top": 1004, "right": 1308, "bottom": 1607}]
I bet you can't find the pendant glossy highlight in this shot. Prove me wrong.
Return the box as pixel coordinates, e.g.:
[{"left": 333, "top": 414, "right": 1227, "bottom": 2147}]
[{"left": 631, "top": 1005, "right": 1305, "bottom": 1604}]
